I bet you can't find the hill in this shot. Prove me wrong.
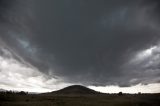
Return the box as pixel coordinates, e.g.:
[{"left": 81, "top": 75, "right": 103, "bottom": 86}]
[{"left": 51, "top": 85, "right": 100, "bottom": 95}]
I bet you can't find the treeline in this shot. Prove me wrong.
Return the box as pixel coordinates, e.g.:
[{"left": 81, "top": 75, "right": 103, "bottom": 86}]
[{"left": 0, "top": 90, "right": 28, "bottom": 95}]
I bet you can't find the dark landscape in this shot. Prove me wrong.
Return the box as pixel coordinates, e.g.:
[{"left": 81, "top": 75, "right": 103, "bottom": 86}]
[{"left": 0, "top": 85, "right": 160, "bottom": 106}]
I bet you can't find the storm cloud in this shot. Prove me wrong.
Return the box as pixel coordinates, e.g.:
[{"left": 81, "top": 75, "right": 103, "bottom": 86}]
[{"left": 1, "top": 0, "right": 160, "bottom": 88}]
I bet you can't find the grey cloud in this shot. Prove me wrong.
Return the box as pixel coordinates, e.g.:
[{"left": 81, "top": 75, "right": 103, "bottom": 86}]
[
  {"left": 1, "top": 0, "right": 160, "bottom": 87},
  {"left": 0, "top": 0, "right": 47, "bottom": 71}
]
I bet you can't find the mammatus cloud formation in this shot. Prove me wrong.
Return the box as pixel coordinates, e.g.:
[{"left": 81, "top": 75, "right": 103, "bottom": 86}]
[{"left": 0, "top": 0, "right": 160, "bottom": 93}]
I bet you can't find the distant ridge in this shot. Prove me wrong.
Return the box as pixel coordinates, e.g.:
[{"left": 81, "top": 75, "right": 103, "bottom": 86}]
[
  {"left": 51, "top": 85, "right": 100, "bottom": 95},
  {"left": 0, "top": 88, "right": 6, "bottom": 92}
]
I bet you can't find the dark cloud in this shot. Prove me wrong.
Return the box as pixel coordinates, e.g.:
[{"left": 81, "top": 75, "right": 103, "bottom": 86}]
[{"left": 1, "top": 0, "right": 160, "bottom": 87}]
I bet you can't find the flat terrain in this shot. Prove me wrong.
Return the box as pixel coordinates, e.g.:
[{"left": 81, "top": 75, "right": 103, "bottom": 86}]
[{"left": 0, "top": 93, "right": 160, "bottom": 106}]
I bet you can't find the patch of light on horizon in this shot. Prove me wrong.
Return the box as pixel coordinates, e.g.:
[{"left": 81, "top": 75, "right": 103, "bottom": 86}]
[{"left": 88, "top": 83, "right": 160, "bottom": 94}]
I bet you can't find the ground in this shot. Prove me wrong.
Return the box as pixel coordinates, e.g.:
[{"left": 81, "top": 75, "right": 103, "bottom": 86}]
[{"left": 0, "top": 93, "right": 160, "bottom": 106}]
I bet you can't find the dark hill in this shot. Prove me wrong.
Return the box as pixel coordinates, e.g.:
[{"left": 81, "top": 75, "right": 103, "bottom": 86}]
[{"left": 51, "top": 85, "right": 100, "bottom": 95}]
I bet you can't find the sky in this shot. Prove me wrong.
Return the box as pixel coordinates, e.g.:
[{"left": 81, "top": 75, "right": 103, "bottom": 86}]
[{"left": 0, "top": 0, "right": 160, "bottom": 93}]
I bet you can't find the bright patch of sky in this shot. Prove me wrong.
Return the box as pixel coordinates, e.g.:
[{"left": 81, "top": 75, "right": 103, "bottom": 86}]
[
  {"left": 89, "top": 83, "right": 160, "bottom": 94},
  {"left": 0, "top": 47, "right": 70, "bottom": 93}
]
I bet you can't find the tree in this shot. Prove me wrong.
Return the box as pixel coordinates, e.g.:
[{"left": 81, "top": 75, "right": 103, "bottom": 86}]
[
  {"left": 138, "top": 92, "right": 141, "bottom": 95},
  {"left": 118, "top": 92, "right": 123, "bottom": 96},
  {"left": 19, "top": 91, "right": 28, "bottom": 95}
]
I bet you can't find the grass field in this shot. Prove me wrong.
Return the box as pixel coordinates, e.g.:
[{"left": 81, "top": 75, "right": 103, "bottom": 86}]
[{"left": 0, "top": 93, "right": 160, "bottom": 106}]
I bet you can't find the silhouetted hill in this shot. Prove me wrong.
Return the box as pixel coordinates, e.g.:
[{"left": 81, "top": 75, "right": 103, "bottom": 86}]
[{"left": 51, "top": 85, "right": 100, "bottom": 95}]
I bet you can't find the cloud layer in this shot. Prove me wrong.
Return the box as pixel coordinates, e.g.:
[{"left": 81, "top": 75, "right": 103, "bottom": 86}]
[
  {"left": 0, "top": 0, "right": 160, "bottom": 90},
  {"left": 0, "top": 43, "right": 71, "bottom": 92}
]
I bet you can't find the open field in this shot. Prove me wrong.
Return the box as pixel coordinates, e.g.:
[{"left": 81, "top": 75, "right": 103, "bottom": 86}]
[{"left": 0, "top": 93, "right": 160, "bottom": 106}]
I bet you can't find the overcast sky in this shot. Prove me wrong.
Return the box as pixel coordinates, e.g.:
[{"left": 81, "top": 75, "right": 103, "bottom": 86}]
[{"left": 0, "top": 0, "right": 160, "bottom": 93}]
